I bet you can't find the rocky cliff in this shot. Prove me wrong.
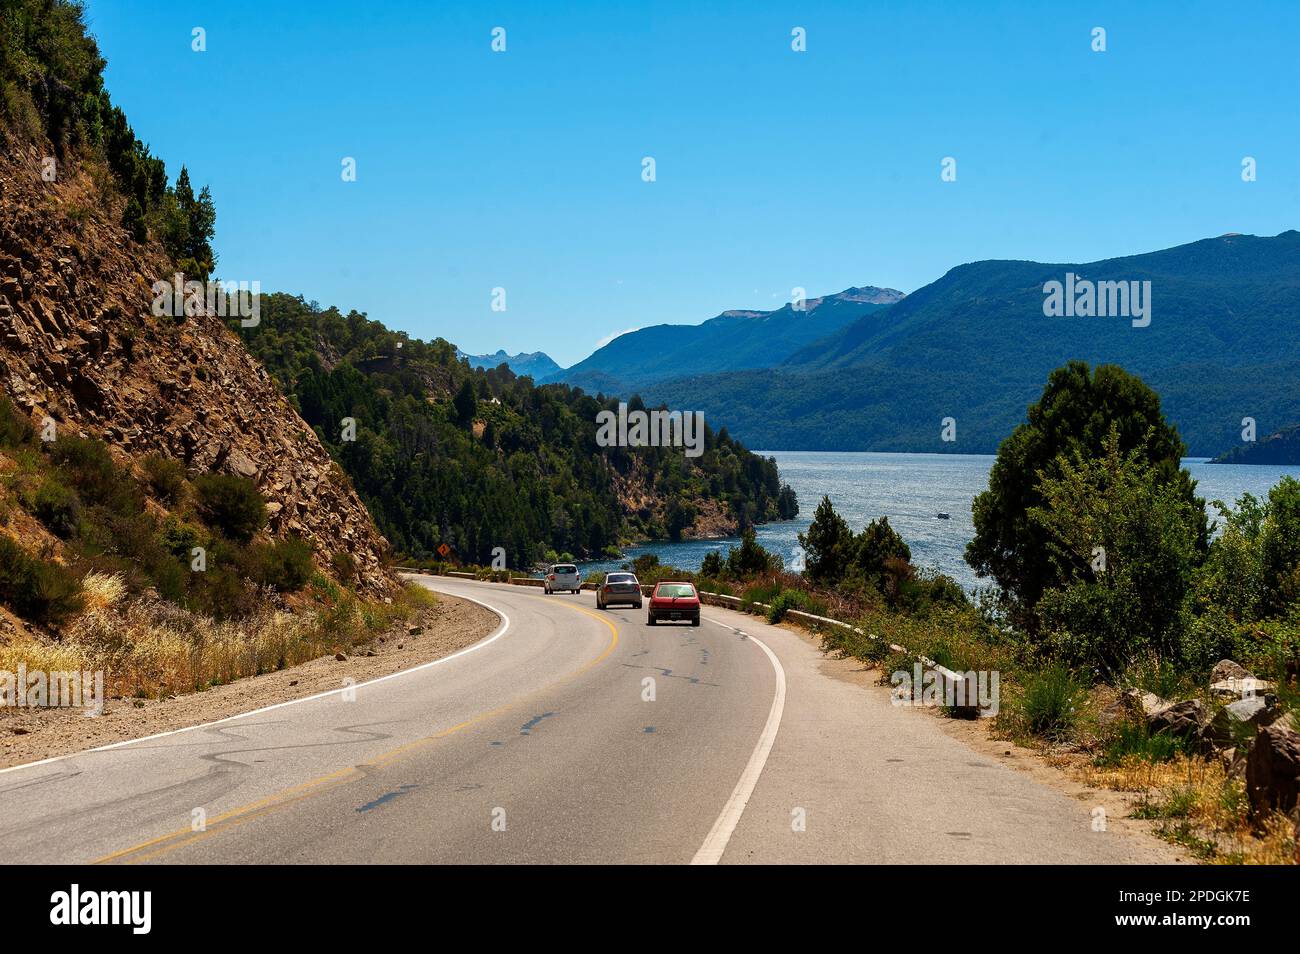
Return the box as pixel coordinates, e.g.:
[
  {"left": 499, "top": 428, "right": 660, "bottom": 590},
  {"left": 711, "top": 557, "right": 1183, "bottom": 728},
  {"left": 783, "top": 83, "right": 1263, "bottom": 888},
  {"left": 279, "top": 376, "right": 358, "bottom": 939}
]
[{"left": 0, "top": 140, "right": 394, "bottom": 594}]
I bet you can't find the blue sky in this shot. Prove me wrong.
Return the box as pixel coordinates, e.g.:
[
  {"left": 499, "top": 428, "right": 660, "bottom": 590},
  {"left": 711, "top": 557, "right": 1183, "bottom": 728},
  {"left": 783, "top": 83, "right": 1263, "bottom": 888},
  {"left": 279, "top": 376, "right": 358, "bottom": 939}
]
[{"left": 85, "top": 0, "right": 1299, "bottom": 366}]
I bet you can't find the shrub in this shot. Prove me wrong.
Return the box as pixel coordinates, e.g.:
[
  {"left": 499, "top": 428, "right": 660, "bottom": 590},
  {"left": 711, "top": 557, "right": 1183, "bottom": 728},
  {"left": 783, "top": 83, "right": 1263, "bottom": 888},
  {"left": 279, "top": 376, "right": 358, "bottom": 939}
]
[
  {"left": 1194, "top": 494, "right": 1267, "bottom": 623},
  {"left": 186, "top": 558, "right": 260, "bottom": 620},
  {"left": 1013, "top": 664, "right": 1085, "bottom": 741},
  {"left": 244, "top": 537, "right": 314, "bottom": 593},
  {"left": 48, "top": 436, "right": 139, "bottom": 512},
  {"left": 193, "top": 473, "right": 267, "bottom": 543},
  {"left": 399, "top": 581, "right": 438, "bottom": 612},
  {"left": 1098, "top": 721, "right": 1186, "bottom": 767},
  {"left": 1121, "top": 654, "right": 1196, "bottom": 701},
  {"left": 141, "top": 454, "right": 187, "bottom": 504},
  {"left": 740, "top": 580, "right": 781, "bottom": 610},
  {"left": 25, "top": 478, "right": 81, "bottom": 538},
  {"left": 766, "top": 590, "right": 799, "bottom": 623},
  {"left": 895, "top": 569, "right": 969, "bottom": 616},
  {"left": 158, "top": 516, "right": 203, "bottom": 560},
  {"left": 150, "top": 554, "right": 190, "bottom": 604},
  {"left": 0, "top": 394, "right": 33, "bottom": 447},
  {"left": 0, "top": 534, "right": 84, "bottom": 625},
  {"left": 329, "top": 550, "right": 357, "bottom": 583},
  {"left": 765, "top": 588, "right": 830, "bottom": 623}
]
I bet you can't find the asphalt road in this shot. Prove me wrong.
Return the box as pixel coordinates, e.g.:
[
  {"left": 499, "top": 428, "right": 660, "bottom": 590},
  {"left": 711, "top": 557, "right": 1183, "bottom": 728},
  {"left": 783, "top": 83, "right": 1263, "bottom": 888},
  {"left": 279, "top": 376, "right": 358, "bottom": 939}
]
[{"left": 0, "top": 577, "right": 1180, "bottom": 864}]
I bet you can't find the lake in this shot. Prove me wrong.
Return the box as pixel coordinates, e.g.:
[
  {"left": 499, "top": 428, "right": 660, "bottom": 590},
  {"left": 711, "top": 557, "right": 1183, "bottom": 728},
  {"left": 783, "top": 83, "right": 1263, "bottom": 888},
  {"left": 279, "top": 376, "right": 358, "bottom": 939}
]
[{"left": 578, "top": 451, "right": 1300, "bottom": 591}]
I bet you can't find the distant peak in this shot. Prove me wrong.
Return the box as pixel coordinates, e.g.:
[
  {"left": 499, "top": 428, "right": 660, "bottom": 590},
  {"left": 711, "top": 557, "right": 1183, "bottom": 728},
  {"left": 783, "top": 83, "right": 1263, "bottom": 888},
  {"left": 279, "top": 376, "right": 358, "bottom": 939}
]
[
  {"left": 720, "top": 285, "right": 904, "bottom": 320},
  {"left": 836, "top": 286, "right": 907, "bottom": 304}
]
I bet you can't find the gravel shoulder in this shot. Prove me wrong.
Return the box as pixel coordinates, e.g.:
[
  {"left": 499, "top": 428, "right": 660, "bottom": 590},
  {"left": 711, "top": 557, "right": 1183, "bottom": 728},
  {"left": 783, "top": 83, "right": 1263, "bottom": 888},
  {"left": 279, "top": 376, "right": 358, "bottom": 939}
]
[
  {"left": 0, "top": 593, "right": 499, "bottom": 769},
  {"left": 773, "top": 620, "right": 1189, "bottom": 863}
]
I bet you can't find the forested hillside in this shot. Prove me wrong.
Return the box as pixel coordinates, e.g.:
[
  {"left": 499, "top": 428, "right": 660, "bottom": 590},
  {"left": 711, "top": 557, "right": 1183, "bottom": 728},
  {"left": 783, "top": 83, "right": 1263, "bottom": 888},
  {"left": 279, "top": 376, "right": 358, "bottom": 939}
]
[
  {"left": 231, "top": 294, "right": 798, "bottom": 567},
  {"left": 1214, "top": 423, "right": 1300, "bottom": 465},
  {"left": 644, "top": 232, "right": 1300, "bottom": 455}
]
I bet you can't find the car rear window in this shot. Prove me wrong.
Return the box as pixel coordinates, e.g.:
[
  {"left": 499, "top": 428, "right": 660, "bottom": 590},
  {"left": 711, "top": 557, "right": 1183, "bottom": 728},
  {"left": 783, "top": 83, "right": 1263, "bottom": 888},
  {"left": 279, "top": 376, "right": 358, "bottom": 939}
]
[
  {"left": 656, "top": 583, "right": 696, "bottom": 598},
  {"left": 607, "top": 573, "right": 635, "bottom": 583},
  {"left": 554, "top": 565, "right": 577, "bottom": 574}
]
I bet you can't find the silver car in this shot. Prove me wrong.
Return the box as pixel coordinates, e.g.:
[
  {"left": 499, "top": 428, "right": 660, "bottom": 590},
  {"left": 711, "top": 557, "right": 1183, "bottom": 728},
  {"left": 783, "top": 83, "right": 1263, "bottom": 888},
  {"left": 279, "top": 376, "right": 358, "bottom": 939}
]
[
  {"left": 543, "top": 564, "right": 581, "bottom": 594},
  {"left": 596, "top": 572, "right": 643, "bottom": 610}
]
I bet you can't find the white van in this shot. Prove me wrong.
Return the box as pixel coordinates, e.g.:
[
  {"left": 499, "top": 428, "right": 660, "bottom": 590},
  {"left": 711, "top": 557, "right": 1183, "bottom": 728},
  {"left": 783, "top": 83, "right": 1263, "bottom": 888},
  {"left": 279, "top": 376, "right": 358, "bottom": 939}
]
[{"left": 544, "top": 564, "right": 581, "bottom": 594}]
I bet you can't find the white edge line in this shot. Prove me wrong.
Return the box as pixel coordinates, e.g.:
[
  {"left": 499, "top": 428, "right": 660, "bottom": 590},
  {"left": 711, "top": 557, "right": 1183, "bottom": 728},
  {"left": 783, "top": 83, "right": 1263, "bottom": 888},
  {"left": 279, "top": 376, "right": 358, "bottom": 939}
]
[
  {"left": 690, "top": 617, "right": 787, "bottom": 865},
  {"left": 0, "top": 579, "right": 510, "bottom": 778}
]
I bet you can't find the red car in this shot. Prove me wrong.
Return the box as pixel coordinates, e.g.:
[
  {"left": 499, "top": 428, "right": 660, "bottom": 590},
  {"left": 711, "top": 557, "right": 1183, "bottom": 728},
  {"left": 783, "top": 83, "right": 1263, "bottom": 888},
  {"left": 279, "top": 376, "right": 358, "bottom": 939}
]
[{"left": 647, "top": 581, "right": 701, "bottom": 627}]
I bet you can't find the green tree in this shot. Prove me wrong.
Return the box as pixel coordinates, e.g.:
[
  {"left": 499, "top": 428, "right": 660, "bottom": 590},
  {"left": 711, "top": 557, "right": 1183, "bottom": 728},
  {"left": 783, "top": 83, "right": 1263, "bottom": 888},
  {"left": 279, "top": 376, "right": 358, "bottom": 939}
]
[
  {"left": 798, "top": 495, "right": 854, "bottom": 585},
  {"left": 726, "top": 527, "right": 779, "bottom": 576},
  {"left": 1028, "top": 427, "right": 1202, "bottom": 674},
  {"left": 453, "top": 379, "right": 477, "bottom": 427},
  {"left": 122, "top": 195, "right": 146, "bottom": 242},
  {"left": 665, "top": 498, "right": 696, "bottom": 541},
  {"left": 1195, "top": 493, "right": 1268, "bottom": 622},
  {"left": 777, "top": 484, "right": 799, "bottom": 519},
  {"left": 700, "top": 550, "right": 723, "bottom": 577},
  {"left": 167, "top": 166, "right": 216, "bottom": 279},
  {"left": 967, "top": 361, "right": 1205, "bottom": 629},
  {"left": 1261, "top": 476, "right": 1300, "bottom": 613},
  {"left": 852, "top": 516, "right": 911, "bottom": 582}
]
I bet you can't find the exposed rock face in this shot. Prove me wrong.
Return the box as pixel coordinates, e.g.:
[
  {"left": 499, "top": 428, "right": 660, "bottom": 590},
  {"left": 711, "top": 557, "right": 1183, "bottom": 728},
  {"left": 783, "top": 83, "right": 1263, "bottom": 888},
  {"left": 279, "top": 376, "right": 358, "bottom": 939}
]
[
  {"left": 0, "top": 141, "right": 393, "bottom": 595},
  {"left": 608, "top": 457, "right": 741, "bottom": 541}
]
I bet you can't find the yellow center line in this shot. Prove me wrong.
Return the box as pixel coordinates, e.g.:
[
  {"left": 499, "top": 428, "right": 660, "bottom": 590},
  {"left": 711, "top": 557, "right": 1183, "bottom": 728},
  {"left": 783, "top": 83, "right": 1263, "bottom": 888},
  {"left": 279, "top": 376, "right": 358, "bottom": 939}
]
[{"left": 94, "top": 597, "right": 619, "bottom": 865}]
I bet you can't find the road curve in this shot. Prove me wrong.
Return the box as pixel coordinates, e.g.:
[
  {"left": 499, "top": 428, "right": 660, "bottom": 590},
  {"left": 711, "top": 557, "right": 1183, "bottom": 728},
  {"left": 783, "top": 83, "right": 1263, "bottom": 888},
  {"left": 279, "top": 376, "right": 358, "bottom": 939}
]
[
  {"left": 0, "top": 577, "right": 777, "bottom": 864},
  {"left": 0, "top": 576, "right": 1181, "bottom": 864}
]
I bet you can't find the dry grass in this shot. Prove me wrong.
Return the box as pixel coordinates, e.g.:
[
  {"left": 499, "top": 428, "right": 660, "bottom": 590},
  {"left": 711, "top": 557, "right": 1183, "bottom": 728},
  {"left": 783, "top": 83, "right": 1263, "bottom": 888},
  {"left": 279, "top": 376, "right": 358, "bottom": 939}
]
[
  {"left": 1081, "top": 753, "right": 1297, "bottom": 864},
  {"left": 2, "top": 573, "right": 431, "bottom": 700}
]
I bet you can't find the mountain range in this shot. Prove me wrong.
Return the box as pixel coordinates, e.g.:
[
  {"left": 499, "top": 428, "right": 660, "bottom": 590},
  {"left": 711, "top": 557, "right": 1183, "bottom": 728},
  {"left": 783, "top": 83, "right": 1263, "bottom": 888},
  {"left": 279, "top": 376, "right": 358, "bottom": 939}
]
[
  {"left": 544, "top": 286, "right": 904, "bottom": 391},
  {"left": 458, "top": 349, "right": 562, "bottom": 381},
  {"left": 536, "top": 233, "right": 1300, "bottom": 458}
]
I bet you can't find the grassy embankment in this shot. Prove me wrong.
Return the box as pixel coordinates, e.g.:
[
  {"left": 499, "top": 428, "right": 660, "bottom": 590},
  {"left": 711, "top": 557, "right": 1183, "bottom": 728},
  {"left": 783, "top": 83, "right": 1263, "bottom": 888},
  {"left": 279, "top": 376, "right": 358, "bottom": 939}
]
[{"left": 0, "top": 395, "right": 432, "bottom": 700}]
